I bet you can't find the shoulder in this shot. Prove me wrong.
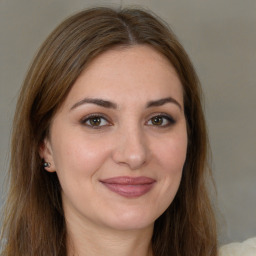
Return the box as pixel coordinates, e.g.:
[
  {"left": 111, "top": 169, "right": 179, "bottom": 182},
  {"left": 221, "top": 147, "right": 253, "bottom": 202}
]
[{"left": 219, "top": 237, "right": 256, "bottom": 256}]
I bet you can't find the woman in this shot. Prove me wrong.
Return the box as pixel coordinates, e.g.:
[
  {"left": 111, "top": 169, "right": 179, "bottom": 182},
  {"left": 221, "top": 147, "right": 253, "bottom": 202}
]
[{"left": 0, "top": 7, "right": 217, "bottom": 256}]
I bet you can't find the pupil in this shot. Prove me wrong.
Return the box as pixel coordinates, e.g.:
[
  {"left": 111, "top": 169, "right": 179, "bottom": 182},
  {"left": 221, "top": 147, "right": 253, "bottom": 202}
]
[
  {"left": 90, "top": 117, "right": 101, "bottom": 126},
  {"left": 152, "top": 116, "right": 163, "bottom": 125}
]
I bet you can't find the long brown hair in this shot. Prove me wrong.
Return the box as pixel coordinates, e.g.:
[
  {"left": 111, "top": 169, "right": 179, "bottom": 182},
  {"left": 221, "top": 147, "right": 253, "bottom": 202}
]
[{"left": 1, "top": 7, "right": 217, "bottom": 256}]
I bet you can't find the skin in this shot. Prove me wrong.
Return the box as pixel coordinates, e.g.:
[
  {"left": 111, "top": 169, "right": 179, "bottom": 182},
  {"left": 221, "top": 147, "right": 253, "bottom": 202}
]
[{"left": 40, "top": 45, "right": 188, "bottom": 256}]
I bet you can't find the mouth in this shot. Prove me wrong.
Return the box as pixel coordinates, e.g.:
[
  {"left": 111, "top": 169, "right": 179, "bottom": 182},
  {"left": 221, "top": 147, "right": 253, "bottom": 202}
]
[{"left": 100, "top": 176, "right": 156, "bottom": 198}]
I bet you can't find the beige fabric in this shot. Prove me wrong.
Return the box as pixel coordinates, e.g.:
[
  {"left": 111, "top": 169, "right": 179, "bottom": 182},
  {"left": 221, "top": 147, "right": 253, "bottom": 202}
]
[{"left": 219, "top": 237, "right": 256, "bottom": 256}]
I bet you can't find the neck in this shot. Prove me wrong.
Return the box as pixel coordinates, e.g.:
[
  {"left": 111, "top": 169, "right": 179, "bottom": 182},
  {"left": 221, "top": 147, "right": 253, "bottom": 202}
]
[{"left": 66, "top": 218, "right": 154, "bottom": 256}]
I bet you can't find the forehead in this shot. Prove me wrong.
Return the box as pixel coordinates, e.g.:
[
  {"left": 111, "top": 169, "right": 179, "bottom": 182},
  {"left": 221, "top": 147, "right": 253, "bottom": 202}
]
[{"left": 63, "top": 45, "right": 183, "bottom": 108}]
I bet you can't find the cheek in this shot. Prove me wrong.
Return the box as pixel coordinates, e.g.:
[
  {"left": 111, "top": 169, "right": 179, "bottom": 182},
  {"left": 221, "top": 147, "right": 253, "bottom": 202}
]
[
  {"left": 51, "top": 131, "right": 112, "bottom": 181},
  {"left": 51, "top": 134, "right": 113, "bottom": 209},
  {"left": 155, "top": 132, "right": 187, "bottom": 174},
  {"left": 152, "top": 132, "right": 187, "bottom": 201}
]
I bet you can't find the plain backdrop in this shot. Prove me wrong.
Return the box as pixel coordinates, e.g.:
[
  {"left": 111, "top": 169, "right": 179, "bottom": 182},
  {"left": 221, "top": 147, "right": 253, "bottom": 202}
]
[{"left": 0, "top": 0, "right": 255, "bottom": 245}]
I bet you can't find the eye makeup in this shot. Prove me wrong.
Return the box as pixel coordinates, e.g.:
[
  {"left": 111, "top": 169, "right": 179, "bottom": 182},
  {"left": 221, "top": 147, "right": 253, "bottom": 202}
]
[{"left": 80, "top": 113, "right": 112, "bottom": 129}]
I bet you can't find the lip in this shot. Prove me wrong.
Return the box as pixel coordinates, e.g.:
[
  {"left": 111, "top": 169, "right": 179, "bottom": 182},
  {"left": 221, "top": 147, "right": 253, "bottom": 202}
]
[{"left": 100, "top": 176, "right": 156, "bottom": 198}]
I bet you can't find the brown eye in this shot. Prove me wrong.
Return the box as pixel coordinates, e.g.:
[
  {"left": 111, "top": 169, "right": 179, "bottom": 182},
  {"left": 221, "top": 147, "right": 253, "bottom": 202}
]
[
  {"left": 147, "top": 114, "right": 175, "bottom": 127},
  {"left": 151, "top": 116, "right": 164, "bottom": 126},
  {"left": 89, "top": 117, "right": 102, "bottom": 126},
  {"left": 81, "top": 115, "right": 110, "bottom": 128}
]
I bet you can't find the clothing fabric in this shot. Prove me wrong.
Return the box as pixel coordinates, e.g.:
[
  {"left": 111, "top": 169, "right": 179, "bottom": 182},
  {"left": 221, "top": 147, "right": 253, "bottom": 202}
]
[{"left": 219, "top": 237, "right": 256, "bottom": 256}]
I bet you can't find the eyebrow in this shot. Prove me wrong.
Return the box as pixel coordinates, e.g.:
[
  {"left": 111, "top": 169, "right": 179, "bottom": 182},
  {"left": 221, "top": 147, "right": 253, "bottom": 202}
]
[
  {"left": 70, "top": 98, "right": 117, "bottom": 110},
  {"left": 146, "top": 97, "right": 182, "bottom": 110},
  {"left": 70, "top": 97, "right": 182, "bottom": 111}
]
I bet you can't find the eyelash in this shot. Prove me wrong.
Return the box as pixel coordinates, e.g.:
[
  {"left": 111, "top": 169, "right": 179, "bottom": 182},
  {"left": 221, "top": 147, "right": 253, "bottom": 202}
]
[
  {"left": 80, "top": 113, "right": 176, "bottom": 129},
  {"left": 80, "top": 113, "right": 111, "bottom": 129},
  {"left": 146, "top": 114, "right": 176, "bottom": 127}
]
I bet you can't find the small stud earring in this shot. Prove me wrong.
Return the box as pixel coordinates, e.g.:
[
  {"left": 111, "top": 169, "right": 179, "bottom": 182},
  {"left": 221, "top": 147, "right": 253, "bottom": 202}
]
[{"left": 43, "top": 162, "right": 51, "bottom": 168}]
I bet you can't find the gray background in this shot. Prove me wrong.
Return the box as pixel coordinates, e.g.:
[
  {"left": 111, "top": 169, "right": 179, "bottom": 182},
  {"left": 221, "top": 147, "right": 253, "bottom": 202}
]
[{"left": 0, "top": 0, "right": 255, "bottom": 245}]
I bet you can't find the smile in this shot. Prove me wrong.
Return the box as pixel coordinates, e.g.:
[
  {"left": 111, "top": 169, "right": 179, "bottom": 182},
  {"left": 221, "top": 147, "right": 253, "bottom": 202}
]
[{"left": 100, "top": 176, "right": 156, "bottom": 198}]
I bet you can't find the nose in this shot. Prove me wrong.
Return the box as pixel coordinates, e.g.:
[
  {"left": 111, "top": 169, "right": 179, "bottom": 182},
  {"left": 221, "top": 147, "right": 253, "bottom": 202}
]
[{"left": 112, "top": 127, "right": 150, "bottom": 170}]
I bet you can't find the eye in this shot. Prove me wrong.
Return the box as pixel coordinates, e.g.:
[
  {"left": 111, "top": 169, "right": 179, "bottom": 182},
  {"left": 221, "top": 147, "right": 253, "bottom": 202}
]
[
  {"left": 146, "top": 114, "right": 175, "bottom": 127},
  {"left": 81, "top": 114, "right": 111, "bottom": 128}
]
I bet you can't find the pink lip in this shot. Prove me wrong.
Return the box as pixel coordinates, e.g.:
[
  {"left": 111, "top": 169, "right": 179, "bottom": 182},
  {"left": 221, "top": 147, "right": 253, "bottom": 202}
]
[{"left": 100, "top": 176, "right": 156, "bottom": 198}]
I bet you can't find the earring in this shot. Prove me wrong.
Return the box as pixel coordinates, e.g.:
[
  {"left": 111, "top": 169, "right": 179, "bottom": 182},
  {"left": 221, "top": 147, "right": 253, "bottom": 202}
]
[{"left": 43, "top": 162, "right": 51, "bottom": 168}]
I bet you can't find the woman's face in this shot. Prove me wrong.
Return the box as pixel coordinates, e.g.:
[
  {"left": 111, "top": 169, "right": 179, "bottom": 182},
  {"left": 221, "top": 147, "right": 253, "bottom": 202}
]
[{"left": 41, "top": 45, "right": 187, "bottom": 232}]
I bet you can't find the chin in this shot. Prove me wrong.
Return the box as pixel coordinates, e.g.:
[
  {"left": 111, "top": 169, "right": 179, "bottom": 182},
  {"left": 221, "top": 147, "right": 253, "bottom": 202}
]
[{"left": 101, "top": 208, "right": 158, "bottom": 231}]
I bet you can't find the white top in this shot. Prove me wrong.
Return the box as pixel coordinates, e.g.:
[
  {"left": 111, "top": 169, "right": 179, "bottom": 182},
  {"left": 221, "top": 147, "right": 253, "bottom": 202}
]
[{"left": 219, "top": 237, "right": 256, "bottom": 256}]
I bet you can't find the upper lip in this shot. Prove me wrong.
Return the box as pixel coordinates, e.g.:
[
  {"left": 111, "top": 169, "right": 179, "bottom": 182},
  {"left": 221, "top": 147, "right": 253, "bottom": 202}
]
[{"left": 100, "top": 176, "right": 156, "bottom": 185}]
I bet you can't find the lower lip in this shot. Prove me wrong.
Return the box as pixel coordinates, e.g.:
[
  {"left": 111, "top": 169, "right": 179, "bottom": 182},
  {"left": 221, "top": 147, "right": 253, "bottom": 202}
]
[{"left": 101, "top": 182, "right": 155, "bottom": 198}]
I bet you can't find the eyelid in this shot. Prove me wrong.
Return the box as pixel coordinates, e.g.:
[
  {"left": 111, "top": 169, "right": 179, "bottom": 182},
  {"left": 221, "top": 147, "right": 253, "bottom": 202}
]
[
  {"left": 79, "top": 112, "right": 176, "bottom": 129},
  {"left": 145, "top": 113, "right": 176, "bottom": 127},
  {"left": 80, "top": 113, "right": 112, "bottom": 128}
]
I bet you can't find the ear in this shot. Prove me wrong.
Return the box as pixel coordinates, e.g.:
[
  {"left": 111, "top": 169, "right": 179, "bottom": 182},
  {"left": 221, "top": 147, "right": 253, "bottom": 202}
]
[{"left": 39, "top": 138, "right": 56, "bottom": 172}]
